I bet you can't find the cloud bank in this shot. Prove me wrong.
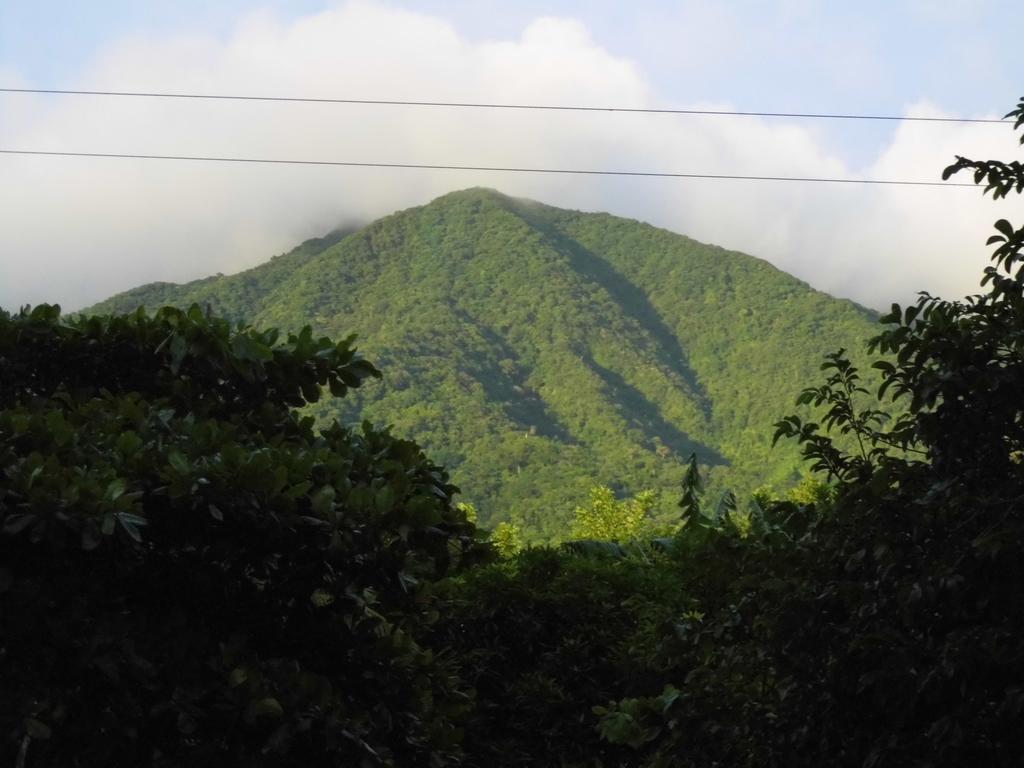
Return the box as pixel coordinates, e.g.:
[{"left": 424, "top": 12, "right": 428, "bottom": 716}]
[{"left": 0, "top": 1, "right": 1019, "bottom": 312}]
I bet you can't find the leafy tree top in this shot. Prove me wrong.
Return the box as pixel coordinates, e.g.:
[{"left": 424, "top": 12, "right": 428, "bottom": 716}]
[{"left": 0, "top": 303, "right": 483, "bottom": 766}]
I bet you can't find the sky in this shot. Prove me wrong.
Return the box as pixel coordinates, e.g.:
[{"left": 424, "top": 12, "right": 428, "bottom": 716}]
[{"left": 1, "top": 0, "right": 1021, "bottom": 312}]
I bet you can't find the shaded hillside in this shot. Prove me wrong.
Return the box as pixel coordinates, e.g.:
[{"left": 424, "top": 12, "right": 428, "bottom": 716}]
[{"left": 91, "top": 188, "right": 878, "bottom": 539}]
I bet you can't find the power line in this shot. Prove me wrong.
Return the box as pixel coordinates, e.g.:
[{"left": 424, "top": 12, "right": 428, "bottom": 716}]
[
  {"left": 0, "top": 148, "right": 976, "bottom": 187},
  {"left": 0, "top": 87, "right": 1007, "bottom": 125}
]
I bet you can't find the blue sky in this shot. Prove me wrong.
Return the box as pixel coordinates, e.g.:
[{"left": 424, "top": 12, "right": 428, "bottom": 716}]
[
  {"left": 3, "top": 1, "right": 1017, "bottom": 103},
  {"left": 1, "top": 1, "right": 1021, "bottom": 310},
  {"left": 4, "top": 0, "right": 1017, "bottom": 160}
]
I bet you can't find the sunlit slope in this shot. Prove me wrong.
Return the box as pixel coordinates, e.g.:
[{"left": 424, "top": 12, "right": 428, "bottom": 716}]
[{"left": 92, "top": 188, "right": 878, "bottom": 537}]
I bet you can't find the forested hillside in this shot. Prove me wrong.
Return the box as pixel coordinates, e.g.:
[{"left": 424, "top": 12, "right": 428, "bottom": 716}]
[{"left": 91, "top": 189, "right": 878, "bottom": 537}]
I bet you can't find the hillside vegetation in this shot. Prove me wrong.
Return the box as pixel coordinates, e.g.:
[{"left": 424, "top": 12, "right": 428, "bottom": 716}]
[{"left": 91, "top": 188, "right": 878, "bottom": 537}]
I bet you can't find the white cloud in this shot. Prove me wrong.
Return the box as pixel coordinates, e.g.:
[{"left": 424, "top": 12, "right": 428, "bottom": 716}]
[{"left": 0, "top": 1, "right": 1019, "bottom": 312}]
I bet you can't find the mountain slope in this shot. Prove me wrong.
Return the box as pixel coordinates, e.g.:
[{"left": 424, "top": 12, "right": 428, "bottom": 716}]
[{"left": 91, "top": 188, "right": 879, "bottom": 539}]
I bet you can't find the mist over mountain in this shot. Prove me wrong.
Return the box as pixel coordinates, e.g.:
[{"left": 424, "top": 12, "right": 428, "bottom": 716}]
[{"left": 91, "top": 188, "right": 878, "bottom": 538}]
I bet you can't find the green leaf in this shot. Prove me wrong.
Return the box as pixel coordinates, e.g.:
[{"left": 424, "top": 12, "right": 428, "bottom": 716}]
[
  {"left": 24, "top": 718, "right": 52, "bottom": 740},
  {"left": 104, "top": 478, "right": 126, "bottom": 503},
  {"left": 2, "top": 514, "right": 36, "bottom": 535},
  {"left": 116, "top": 513, "right": 146, "bottom": 543},
  {"left": 232, "top": 333, "right": 273, "bottom": 362},
  {"left": 168, "top": 451, "right": 190, "bottom": 475},
  {"left": 247, "top": 697, "right": 284, "bottom": 720},
  {"left": 285, "top": 481, "right": 313, "bottom": 499},
  {"left": 375, "top": 485, "right": 395, "bottom": 513},
  {"left": 311, "top": 486, "right": 336, "bottom": 516},
  {"left": 228, "top": 667, "right": 248, "bottom": 688},
  {"left": 168, "top": 333, "right": 188, "bottom": 374}
]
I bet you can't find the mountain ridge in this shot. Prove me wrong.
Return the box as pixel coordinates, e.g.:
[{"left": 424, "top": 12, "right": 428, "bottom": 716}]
[{"left": 89, "top": 188, "right": 879, "bottom": 538}]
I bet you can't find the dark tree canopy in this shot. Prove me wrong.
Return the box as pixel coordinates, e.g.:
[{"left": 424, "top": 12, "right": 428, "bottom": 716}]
[
  {"left": 0, "top": 305, "right": 482, "bottom": 767},
  {"left": 594, "top": 96, "right": 1024, "bottom": 768}
]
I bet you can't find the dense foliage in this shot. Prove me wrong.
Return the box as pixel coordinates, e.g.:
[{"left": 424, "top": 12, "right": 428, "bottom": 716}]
[
  {"left": 585, "top": 96, "right": 1024, "bottom": 767},
  {"left": 430, "top": 546, "right": 691, "bottom": 767},
  {"left": 0, "top": 305, "right": 482, "bottom": 766},
  {"left": 89, "top": 190, "right": 878, "bottom": 540},
  {"left": 571, "top": 485, "right": 660, "bottom": 541}
]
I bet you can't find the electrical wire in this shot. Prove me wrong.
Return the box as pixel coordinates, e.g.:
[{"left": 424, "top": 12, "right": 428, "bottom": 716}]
[
  {"left": 0, "top": 87, "right": 1007, "bottom": 124},
  {"left": 0, "top": 149, "right": 977, "bottom": 187}
]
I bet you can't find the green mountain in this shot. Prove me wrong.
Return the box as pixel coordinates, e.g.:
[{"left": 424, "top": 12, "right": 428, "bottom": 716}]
[{"left": 90, "top": 188, "right": 878, "bottom": 539}]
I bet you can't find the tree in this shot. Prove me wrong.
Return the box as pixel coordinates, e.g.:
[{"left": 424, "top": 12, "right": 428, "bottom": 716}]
[
  {"left": 775, "top": 97, "right": 1024, "bottom": 490},
  {"left": 571, "top": 485, "right": 657, "bottom": 542},
  {"left": 490, "top": 520, "right": 524, "bottom": 557},
  {"left": 0, "top": 305, "right": 483, "bottom": 767},
  {"left": 764, "top": 97, "right": 1024, "bottom": 765},
  {"left": 597, "top": 97, "right": 1024, "bottom": 767}
]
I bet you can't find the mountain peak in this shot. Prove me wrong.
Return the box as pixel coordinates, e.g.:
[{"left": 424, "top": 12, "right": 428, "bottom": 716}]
[
  {"left": 421, "top": 186, "right": 518, "bottom": 212},
  {"left": 87, "top": 190, "right": 878, "bottom": 536},
  {"left": 425, "top": 187, "right": 564, "bottom": 218}
]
